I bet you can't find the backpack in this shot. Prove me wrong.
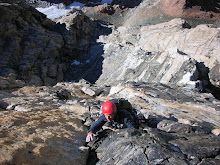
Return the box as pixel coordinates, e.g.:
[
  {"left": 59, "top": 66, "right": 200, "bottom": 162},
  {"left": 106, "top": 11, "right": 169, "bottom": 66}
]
[
  {"left": 115, "top": 98, "right": 133, "bottom": 114},
  {"left": 111, "top": 98, "right": 140, "bottom": 125}
]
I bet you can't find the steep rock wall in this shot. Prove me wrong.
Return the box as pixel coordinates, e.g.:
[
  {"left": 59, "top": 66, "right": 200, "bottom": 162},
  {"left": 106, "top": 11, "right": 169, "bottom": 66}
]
[{"left": 0, "top": 1, "right": 94, "bottom": 88}]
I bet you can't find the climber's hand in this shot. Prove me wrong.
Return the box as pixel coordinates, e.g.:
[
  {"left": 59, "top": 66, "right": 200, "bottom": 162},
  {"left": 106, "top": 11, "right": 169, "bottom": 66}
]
[{"left": 86, "top": 132, "right": 96, "bottom": 142}]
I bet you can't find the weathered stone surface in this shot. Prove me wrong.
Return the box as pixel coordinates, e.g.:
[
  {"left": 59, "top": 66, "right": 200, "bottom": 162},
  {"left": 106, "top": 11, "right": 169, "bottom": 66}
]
[
  {"left": 0, "top": 1, "right": 95, "bottom": 87},
  {"left": 108, "top": 82, "right": 220, "bottom": 131},
  {"left": 0, "top": 76, "right": 24, "bottom": 89},
  {"left": 0, "top": 83, "right": 90, "bottom": 164},
  {"left": 96, "top": 18, "right": 220, "bottom": 88},
  {"left": 0, "top": 2, "right": 63, "bottom": 86},
  {"left": 88, "top": 128, "right": 220, "bottom": 165},
  {"left": 160, "top": 0, "right": 220, "bottom": 20},
  {"left": 170, "top": 135, "right": 220, "bottom": 160},
  {"left": 0, "top": 82, "right": 220, "bottom": 164},
  {"left": 82, "top": 0, "right": 220, "bottom": 27},
  {"left": 157, "top": 119, "right": 193, "bottom": 133},
  {"left": 212, "top": 129, "right": 220, "bottom": 136}
]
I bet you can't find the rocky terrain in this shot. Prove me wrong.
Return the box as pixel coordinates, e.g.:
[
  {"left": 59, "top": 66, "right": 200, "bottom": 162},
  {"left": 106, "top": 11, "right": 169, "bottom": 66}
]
[
  {"left": 0, "top": 81, "right": 220, "bottom": 164},
  {"left": 0, "top": 0, "right": 220, "bottom": 165},
  {"left": 0, "top": 0, "right": 97, "bottom": 86}
]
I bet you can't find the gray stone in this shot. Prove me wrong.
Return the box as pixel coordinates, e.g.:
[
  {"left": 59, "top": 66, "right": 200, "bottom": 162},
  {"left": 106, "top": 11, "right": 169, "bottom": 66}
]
[
  {"left": 170, "top": 135, "right": 220, "bottom": 160},
  {"left": 157, "top": 119, "right": 193, "bottom": 133},
  {"left": 81, "top": 86, "right": 102, "bottom": 97}
]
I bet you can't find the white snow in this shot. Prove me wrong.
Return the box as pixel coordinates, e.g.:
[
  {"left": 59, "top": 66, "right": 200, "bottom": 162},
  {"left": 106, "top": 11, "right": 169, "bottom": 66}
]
[
  {"left": 36, "top": 6, "right": 69, "bottom": 19},
  {"left": 178, "top": 72, "right": 195, "bottom": 85},
  {"left": 36, "top": 1, "right": 113, "bottom": 19}
]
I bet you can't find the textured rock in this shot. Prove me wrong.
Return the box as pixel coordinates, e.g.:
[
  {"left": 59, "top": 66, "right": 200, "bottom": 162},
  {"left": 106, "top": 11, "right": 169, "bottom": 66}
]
[
  {"left": 0, "top": 83, "right": 90, "bottom": 164},
  {"left": 95, "top": 18, "right": 220, "bottom": 89},
  {"left": 88, "top": 128, "right": 220, "bottom": 165},
  {"left": 160, "top": 0, "right": 220, "bottom": 20},
  {"left": 81, "top": 86, "right": 102, "bottom": 96},
  {"left": 0, "top": 76, "right": 24, "bottom": 89},
  {"left": 82, "top": 0, "right": 219, "bottom": 27},
  {"left": 108, "top": 82, "right": 220, "bottom": 131},
  {"left": 157, "top": 119, "right": 193, "bottom": 133},
  {"left": 0, "top": 82, "right": 220, "bottom": 164},
  {"left": 0, "top": 1, "right": 95, "bottom": 87},
  {"left": 0, "top": 2, "right": 64, "bottom": 86},
  {"left": 139, "top": 19, "right": 220, "bottom": 86},
  {"left": 170, "top": 135, "right": 220, "bottom": 160}
]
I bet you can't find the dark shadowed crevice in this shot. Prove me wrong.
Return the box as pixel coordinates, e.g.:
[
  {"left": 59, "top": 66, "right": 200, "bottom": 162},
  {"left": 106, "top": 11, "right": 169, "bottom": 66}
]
[
  {"left": 86, "top": 149, "right": 99, "bottom": 165},
  {"left": 190, "top": 62, "right": 220, "bottom": 100},
  {"left": 185, "top": 0, "right": 220, "bottom": 13},
  {"left": 64, "top": 21, "right": 112, "bottom": 84}
]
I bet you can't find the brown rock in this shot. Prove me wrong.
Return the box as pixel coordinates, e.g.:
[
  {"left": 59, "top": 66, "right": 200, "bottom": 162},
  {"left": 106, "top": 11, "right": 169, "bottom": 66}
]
[{"left": 160, "top": 0, "right": 220, "bottom": 20}]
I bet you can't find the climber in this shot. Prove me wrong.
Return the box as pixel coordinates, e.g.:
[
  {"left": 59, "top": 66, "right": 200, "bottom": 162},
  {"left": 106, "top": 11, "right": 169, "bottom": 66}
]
[{"left": 86, "top": 100, "right": 137, "bottom": 142}]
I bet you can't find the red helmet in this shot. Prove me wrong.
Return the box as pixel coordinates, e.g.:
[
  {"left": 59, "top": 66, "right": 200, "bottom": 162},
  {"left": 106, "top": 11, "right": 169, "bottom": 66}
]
[{"left": 102, "top": 101, "right": 117, "bottom": 114}]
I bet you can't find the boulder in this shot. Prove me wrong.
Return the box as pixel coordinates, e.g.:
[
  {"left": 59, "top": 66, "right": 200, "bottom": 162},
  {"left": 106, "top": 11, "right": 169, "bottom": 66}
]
[{"left": 81, "top": 86, "right": 102, "bottom": 96}]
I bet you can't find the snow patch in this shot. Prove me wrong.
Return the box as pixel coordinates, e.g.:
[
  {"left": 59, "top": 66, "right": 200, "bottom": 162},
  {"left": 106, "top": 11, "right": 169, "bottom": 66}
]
[
  {"left": 36, "top": 1, "right": 113, "bottom": 19},
  {"left": 36, "top": 6, "right": 69, "bottom": 19},
  {"left": 178, "top": 72, "right": 195, "bottom": 85}
]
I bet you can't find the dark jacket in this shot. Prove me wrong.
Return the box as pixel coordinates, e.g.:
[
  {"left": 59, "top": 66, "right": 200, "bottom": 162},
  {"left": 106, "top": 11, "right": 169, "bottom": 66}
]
[{"left": 88, "top": 109, "right": 136, "bottom": 134}]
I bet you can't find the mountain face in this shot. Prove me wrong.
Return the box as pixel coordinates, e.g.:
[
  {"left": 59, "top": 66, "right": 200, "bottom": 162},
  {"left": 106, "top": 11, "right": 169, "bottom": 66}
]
[{"left": 0, "top": 0, "right": 220, "bottom": 165}]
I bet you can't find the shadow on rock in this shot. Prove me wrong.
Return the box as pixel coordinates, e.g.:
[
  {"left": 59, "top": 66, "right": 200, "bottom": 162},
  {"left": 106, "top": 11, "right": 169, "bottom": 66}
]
[
  {"left": 86, "top": 127, "right": 220, "bottom": 164},
  {"left": 185, "top": 0, "right": 220, "bottom": 13},
  {"left": 112, "top": 0, "right": 142, "bottom": 8},
  {"left": 86, "top": 129, "right": 113, "bottom": 165},
  {"left": 65, "top": 21, "right": 112, "bottom": 84},
  {"left": 146, "top": 115, "right": 178, "bottom": 128},
  {"left": 191, "top": 62, "right": 220, "bottom": 100},
  {"left": 0, "top": 101, "right": 9, "bottom": 110}
]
